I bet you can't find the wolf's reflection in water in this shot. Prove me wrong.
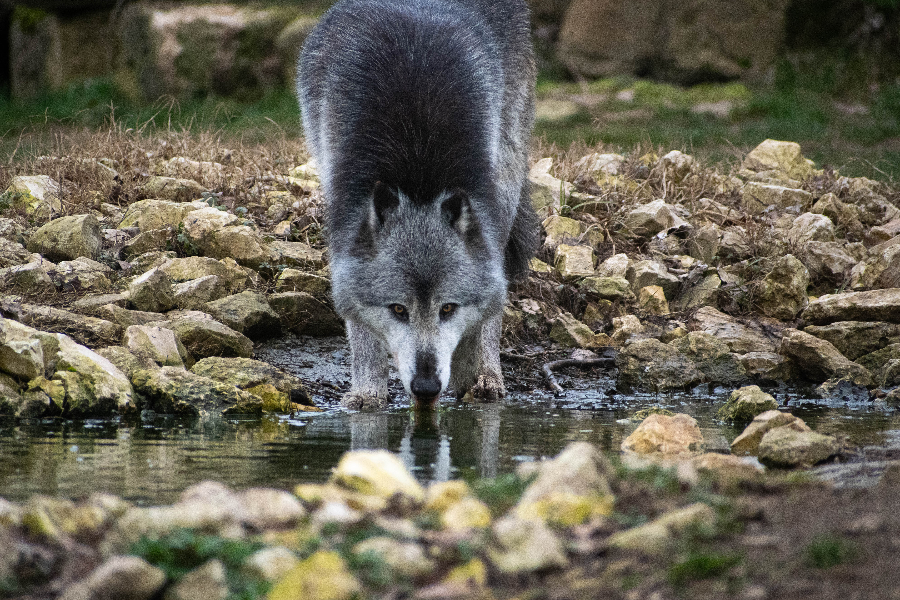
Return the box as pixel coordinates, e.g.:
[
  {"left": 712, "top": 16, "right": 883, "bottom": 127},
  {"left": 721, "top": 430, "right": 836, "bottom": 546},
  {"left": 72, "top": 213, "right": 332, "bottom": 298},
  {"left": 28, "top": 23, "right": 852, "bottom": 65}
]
[{"left": 348, "top": 405, "right": 502, "bottom": 484}]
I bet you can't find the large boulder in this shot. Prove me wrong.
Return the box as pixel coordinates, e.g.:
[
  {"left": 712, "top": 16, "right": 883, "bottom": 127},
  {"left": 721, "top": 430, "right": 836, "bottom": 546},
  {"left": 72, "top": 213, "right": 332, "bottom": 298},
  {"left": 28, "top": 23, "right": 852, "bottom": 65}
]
[
  {"left": 27, "top": 214, "right": 102, "bottom": 262},
  {"left": 670, "top": 331, "right": 746, "bottom": 385},
  {"left": 3, "top": 176, "right": 61, "bottom": 216},
  {"left": 730, "top": 410, "right": 810, "bottom": 456},
  {"left": 625, "top": 260, "right": 680, "bottom": 299},
  {"left": 12, "top": 303, "right": 122, "bottom": 349},
  {"left": 118, "top": 3, "right": 301, "bottom": 101},
  {"left": 558, "top": 0, "right": 788, "bottom": 82},
  {"left": 50, "top": 333, "right": 136, "bottom": 417},
  {"left": 128, "top": 267, "right": 175, "bottom": 313},
  {"left": 132, "top": 366, "right": 262, "bottom": 417},
  {"left": 0, "top": 260, "right": 56, "bottom": 295},
  {"left": 803, "top": 321, "right": 900, "bottom": 361},
  {"left": 190, "top": 357, "right": 311, "bottom": 409},
  {"left": 779, "top": 328, "right": 872, "bottom": 385},
  {"left": 204, "top": 291, "right": 279, "bottom": 339},
  {"left": 621, "top": 199, "right": 687, "bottom": 238},
  {"left": 741, "top": 182, "right": 813, "bottom": 215},
  {"left": 513, "top": 442, "right": 614, "bottom": 526},
  {"left": 0, "top": 238, "right": 34, "bottom": 269},
  {"left": 757, "top": 427, "right": 839, "bottom": 468},
  {"left": 118, "top": 199, "right": 207, "bottom": 231},
  {"left": 741, "top": 140, "right": 816, "bottom": 181},
  {"left": 123, "top": 325, "right": 191, "bottom": 368},
  {"left": 717, "top": 385, "right": 778, "bottom": 424},
  {"left": 787, "top": 213, "right": 835, "bottom": 246},
  {"left": 0, "top": 318, "right": 47, "bottom": 381},
  {"left": 616, "top": 339, "right": 703, "bottom": 391},
  {"left": 799, "top": 241, "right": 858, "bottom": 285},
  {"left": 150, "top": 311, "right": 254, "bottom": 358},
  {"left": 51, "top": 257, "right": 113, "bottom": 292},
  {"left": 621, "top": 413, "right": 704, "bottom": 456},
  {"left": 855, "top": 344, "right": 900, "bottom": 388},
  {"left": 554, "top": 244, "right": 595, "bottom": 278},
  {"left": 803, "top": 288, "right": 900, "bottom": 325},
  {"left": 755, "top": 254, "right": 810, "bottom": 321},
  {"left": 268, "top": 292, "right": 344, "bottom": 336},
  {"left": 331, "top": 450, "right": 424, "bottom": 507},
  {"left": 852, "top": 243, "right": 900, "bottom": 290},
  {"left": 159, "top": 256, "right": 255, "bottom": 293}
]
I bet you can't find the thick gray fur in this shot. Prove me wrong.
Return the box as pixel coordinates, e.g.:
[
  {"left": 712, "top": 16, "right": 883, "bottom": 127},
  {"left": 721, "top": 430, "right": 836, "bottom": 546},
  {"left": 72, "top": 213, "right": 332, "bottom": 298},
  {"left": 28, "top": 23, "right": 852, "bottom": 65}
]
[{"left": 297, "top": 0, "right": 537, "bottom": 408}]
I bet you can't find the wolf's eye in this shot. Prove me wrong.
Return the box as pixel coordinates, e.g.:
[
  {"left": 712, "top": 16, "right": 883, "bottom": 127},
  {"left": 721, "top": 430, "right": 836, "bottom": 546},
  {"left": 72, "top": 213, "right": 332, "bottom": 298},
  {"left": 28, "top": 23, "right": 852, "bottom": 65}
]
[
  {"left": 439, "top": 303, "right": 458, "bottom": 320},
  {"left": 389, "top": 304, "right": 408, "bottom": 321}
]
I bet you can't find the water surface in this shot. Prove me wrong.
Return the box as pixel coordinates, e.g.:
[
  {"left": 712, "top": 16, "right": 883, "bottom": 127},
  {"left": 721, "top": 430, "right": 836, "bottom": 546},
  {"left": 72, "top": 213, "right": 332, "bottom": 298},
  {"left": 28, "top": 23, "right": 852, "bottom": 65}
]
[{"left": 0, "top": 335, "right": 898, "bottom": 504}]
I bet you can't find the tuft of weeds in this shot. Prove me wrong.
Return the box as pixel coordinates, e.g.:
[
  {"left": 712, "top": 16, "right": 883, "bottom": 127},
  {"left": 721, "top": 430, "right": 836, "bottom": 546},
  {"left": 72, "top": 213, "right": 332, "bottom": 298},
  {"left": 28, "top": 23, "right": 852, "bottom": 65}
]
[{"left": 805, "top": 533, "right": 860, "bottom": 569}]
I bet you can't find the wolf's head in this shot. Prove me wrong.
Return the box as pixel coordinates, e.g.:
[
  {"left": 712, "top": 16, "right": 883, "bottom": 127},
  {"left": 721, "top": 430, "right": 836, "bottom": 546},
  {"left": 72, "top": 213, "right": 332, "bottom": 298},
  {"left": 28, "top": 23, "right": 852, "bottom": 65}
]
[{"left": 332, "top": 182, "right": 507, "bottom": 405}]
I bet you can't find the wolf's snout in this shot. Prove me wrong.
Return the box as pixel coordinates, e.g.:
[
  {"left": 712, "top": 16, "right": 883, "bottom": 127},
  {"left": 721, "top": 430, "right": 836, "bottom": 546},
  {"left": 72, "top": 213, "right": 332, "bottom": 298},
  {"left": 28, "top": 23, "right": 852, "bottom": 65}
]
[
  {"left": 410, "top": 374, "right": 441, "bottom": 400},
  {"left": 411, "top": 352, "right": 442, "bottom": 403}
]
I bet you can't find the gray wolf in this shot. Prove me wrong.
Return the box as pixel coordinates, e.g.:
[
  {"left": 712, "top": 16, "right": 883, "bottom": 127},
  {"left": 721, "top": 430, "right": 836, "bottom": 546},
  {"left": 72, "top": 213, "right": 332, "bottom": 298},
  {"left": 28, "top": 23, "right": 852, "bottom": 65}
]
[{"left": 297, "top": 0, "right": 537, "bottom": 408}]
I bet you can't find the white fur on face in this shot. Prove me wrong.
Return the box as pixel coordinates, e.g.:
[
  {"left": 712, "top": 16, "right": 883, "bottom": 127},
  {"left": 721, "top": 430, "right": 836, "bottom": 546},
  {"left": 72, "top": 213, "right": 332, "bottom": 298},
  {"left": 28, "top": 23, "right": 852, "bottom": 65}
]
[{"left": 362, "top": 303, "right": 478, "bottom": 397}]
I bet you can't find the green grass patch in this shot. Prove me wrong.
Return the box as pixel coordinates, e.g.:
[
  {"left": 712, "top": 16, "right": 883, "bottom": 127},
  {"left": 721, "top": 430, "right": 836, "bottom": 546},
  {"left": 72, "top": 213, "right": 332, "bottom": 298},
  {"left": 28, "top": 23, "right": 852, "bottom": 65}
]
[
  {"left": 130, "top": 528, "right": 270, "bottom": 600},
  {"left": 668, "top": 550, "right": 743, "bottom": 588},
  {"left": 805, "top": 533, "right": 860, "bottom": 569},
  {"left": 468, "top": 473, "right": 533, "bottom": 517}
]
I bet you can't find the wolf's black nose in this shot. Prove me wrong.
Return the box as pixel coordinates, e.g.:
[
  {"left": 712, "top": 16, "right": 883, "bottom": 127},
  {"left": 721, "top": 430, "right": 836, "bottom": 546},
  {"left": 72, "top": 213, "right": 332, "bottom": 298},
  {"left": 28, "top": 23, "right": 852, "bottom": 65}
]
[{"left": 411, "top": 374, "right": 441, "bottom": 399}]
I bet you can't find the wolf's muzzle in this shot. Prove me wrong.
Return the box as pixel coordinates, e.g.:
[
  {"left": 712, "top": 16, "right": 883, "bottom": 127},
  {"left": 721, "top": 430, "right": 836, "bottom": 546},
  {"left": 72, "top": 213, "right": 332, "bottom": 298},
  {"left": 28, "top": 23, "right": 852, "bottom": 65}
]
[{"left": 411, "top": 352, "right": 441, "bottom": 405}]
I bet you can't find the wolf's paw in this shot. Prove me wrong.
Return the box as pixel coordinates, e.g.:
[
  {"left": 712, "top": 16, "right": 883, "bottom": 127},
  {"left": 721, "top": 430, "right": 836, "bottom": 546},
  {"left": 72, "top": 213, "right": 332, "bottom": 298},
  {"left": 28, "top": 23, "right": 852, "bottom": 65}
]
[
  {"left": 466, "top": 372, "right": 506, "bottom": 402},
  {"left": 341, "top": 391, "right": 388, "bottom": 410}
]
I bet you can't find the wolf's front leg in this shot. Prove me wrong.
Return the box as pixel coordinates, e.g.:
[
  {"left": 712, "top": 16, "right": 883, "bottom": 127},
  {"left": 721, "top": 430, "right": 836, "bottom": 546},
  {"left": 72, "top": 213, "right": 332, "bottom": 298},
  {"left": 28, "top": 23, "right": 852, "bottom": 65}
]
[
  {"left": 451, "top": 313, "right": 506, "bottom": 401},
  {"left": 342, "top": 320, "right": 390, "bottom": 409}
]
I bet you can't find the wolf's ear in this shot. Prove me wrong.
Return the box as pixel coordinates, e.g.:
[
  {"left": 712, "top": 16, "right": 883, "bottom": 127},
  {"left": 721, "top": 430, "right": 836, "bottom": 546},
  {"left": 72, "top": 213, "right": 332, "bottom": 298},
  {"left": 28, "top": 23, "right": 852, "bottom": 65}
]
[
  {"left": 441, "top": 189, "right": 471, "bottom": 234},
  {"left": 369, "top": 181, "right": 399, "bottom": 229}
]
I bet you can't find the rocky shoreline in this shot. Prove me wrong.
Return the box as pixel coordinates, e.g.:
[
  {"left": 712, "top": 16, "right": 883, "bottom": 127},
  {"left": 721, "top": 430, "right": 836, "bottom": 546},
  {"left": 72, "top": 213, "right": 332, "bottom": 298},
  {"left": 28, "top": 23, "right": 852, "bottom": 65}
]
[{"left": 1, "top": 135, "right": 900, "bottom": 597}]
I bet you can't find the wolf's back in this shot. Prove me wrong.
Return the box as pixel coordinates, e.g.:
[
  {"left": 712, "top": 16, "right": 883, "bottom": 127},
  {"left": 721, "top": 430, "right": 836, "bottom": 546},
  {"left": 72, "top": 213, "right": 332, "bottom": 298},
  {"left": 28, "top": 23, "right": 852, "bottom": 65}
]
[{"left": 298, "top": 0, "right": 535, "bottom": 265}]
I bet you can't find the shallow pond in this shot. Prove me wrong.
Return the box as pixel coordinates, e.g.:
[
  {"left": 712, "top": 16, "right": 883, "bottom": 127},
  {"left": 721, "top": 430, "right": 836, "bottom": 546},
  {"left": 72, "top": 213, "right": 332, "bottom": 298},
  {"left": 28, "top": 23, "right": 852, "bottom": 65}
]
[{"left": 1, "top": 335, "right": 899, "bottom": 504}]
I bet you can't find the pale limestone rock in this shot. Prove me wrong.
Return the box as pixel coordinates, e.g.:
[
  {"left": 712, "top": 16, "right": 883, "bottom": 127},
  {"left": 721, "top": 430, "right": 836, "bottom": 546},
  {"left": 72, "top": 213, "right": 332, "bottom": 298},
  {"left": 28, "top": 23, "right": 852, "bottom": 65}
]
[
  {"left": 542, "top": 215, "right": 582, "bottom": 247},
  {"left": 578, "top": 276, "right": 634, "bottom": 301},
  {"left": 731, "top": 410, "right": 810, "bottom": 456},
  {"left": 5, "top": 175, "right": 61, "bottom": 216},
  {"left": 741, "top": 182, "right": 813, "bottom": 214},
  {"left": 787, "top": 212, "right": 835, "bottom": 245},
  {"left": 637, "top": 285, "right": 669, "bottom": 315},
  {"left": 757, "top": 426, "right": 839, "bottom": 468},
  {"left": 623, "top": 198, "right": 688, "bottom": 238},
  {"left": 124, "top": 325, "right": 188, "bottom": 368},
  {"left": 242, "top": 547, "right": 299, "bottom": 583},
  {"left": 58, "top": 555, "right": 165, "bottom": 600},
  {"left": 741, "top": 139, "right": 816, "bottom": 180},
  {"left": 28, "top": 214, "right": 102, "bottom": 262},
  {"left": 351, "top": 537, "right": 435, "bottom": 579},
  {"left": 119, "top": 200, "right": 207, "bottom": 231},
  {"left": 163, "top": 559, "right": 228, "bottom": 600},
  {"left": 488, "top": 516, "right": 568, "bottom": 573},
  {"left": 756, "top": 254, "right": 809, "bottom": 320},
  {"left": 267, "top": 551, "right": 360, "bottom": 600},
  {"left": 611, "top": 314, "right": 644, "bottom": 345},
  {"left": 331, "top": 450, "right": 425, "bottom": 506},
  {"left": 622, "top": 413, "right": 704, "bottom": 455},
  {"left": 804, "top": 288, "right": 900, "bottom": 325},
  {"left": 716, "top": 385, "right": 777, "bottom": 424},
  {"left": 514, "top": 442, "right": 614, "bottom": 527},
  {"left": 596, "top": 253, "right": 630, "bottom": 277},
  {"left": 128, "top": 267, "right": 175, "bottom": 313},
  {"left": 779, "top": 328, "right": 871, "bottom": 385},
  {"left": 554, "top": 244, "right": 595, "bottom": 278}
]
